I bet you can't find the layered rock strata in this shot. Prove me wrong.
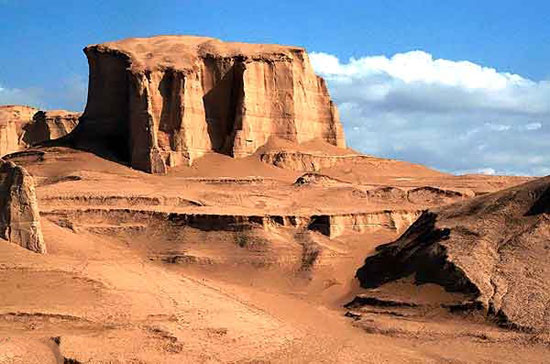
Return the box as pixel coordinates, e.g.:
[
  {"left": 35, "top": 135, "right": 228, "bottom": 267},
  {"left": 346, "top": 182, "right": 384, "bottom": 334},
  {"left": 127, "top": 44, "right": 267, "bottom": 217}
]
[
  {"left": 42, "top": 207, "right": 418, "bottom": 240},
  {"left": 356, "top": 176, "right": 550, "bottom": 332},
  {"left": 75, "top": 35, "right": 346, "bottom": 173},
  {"left": 0, "top": 160, "right": 45, "bottom": 253},
  {"left": 260, "top": 151, "right": 363, "bottom": 172}
]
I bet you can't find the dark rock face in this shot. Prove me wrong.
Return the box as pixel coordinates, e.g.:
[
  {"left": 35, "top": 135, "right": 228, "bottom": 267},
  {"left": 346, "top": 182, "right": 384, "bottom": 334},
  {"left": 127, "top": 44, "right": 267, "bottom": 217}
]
[
  {"left": 356, "top": 211, "right": 479, "bottom": 296},
  {"left": 0, "top": 160, "right": 45, "bottom": 253},
  {"left": 75, "top": 35, "right": 346, "bottom": 173},
  {"left": 356, "top": 176, "right": 550, "bottom": 332}
]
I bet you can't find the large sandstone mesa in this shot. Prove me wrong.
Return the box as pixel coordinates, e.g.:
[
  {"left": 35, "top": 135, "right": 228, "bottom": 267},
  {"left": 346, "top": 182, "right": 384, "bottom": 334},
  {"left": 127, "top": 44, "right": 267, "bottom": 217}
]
[
  {"left": 0, "top": 105, "right": 80, "bottom": 156},
  {"left": 75, "top": 35, "right": 346, "bottom": 173},
  {"left": 0, "top": 160, "right": 45, "bottom": 253},
  {"left": 356, "top": 176, "right": 550, "bottom": 332}
]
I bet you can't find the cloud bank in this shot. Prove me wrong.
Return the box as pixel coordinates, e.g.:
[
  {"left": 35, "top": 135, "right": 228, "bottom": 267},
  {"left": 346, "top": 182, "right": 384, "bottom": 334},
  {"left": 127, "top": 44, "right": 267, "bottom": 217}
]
[{"left": 310, "top": 51, "right": 550, "bottom": 176}]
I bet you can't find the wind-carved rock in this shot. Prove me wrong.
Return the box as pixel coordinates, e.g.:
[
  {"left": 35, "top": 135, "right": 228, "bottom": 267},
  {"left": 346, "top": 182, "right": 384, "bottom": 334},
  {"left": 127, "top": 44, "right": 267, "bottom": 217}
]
[
  {"left": 0, "top": 105, "right": 80, "bottom": 156},
  {"left": 0, "top": 160, "right": 45, "bottom": 253},
  {"left": 356, "top": 176, "right": 550, "bottom": 332},
  {"left": 0, "top": 105, "right": 39, "bottom": 156},
  {"left": 23, "top": 110, "right": 80, "bottom": 146},
  {"left": 75, "top": 35, "right": 346, "bottom": 173}
]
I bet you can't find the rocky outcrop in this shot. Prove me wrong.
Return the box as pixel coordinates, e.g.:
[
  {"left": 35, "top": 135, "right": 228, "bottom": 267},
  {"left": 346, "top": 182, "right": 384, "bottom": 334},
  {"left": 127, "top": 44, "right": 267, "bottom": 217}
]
[
  {"left": 366, "top": 186, "right": 408, "bottom": 203},
  {"left": 23, "top": 110, "right": 80, "bottom": 145},
  {"left": 75, "top": 35, "right": 346, "bottom": 173},
  {"left": 406, "top": 186, "right": 472, "bottom": 205},
  {"left": 293, "top": 173, "right": 347, "bottom": 187},
  {"left": 0, "top": 105, "right": 38, "bottom": 156},
  {"left": 356, "top": 176, "right": 550, "bottom": 332},
  {"left": 42, "top": 206, "right": 418, "bottom": 240},
  {"left": 365, "top": 186, "right": 473, "bottom": 206},
  {"left": 0, "top": 105, "right": 79, "bottom": 156},
  {"left": 259, "top": 151, "right": 364, "bottom": 172},
  {"left": 309, "top": 210, "right": 421, "bottom": 238},
  {"left": 0, "top": 160, "right": 45, "bottom": 253}
]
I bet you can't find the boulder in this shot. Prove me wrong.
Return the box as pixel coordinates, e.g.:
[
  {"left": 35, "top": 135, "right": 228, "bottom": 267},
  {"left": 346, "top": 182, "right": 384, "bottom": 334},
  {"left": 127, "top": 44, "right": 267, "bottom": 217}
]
[
  {"left": 0, "top": 160, "right": 45, "bottom": 253},
  {"left": 356, "top": 176, "right": 550, "bottom": 332},
  {"left": 75, "top": 35, "right": 346, "bottom": 173}
]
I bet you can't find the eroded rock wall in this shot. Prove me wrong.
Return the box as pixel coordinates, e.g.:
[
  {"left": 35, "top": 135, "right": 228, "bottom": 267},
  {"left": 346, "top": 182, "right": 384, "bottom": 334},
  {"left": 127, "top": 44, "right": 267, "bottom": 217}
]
[
  {"left": 356, "top": 177, "right": 550, "bottom": 332},
  {"left": 260, "top": 151, "right": 365, "bottom": 172},
  {"left": 77, "top": 36, "right": 346, "bottom": 173},
  {"left": 42, "top": 206, "right": 417, "bottom": 242},
  {"left": 310, "top": 210, "right": 421, "bottom": 239},
  {"left": 0, "top": 160, "right": 45, "bottom": 253},
  {"left": 0, "top": 105, "right": 80, "bottom": 157},
  {"left": 23, "top": 110, "right": 80, "bottom": 146},
  {"left": 0, "top": 105, "right": 39, "bottom": 156}
]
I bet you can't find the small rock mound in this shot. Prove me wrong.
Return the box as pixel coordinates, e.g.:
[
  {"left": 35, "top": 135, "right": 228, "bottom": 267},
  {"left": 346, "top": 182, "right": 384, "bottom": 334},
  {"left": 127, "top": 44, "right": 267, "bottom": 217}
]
[
  {"left": 293, "top": 173, "right": 345, "bottom": 187},
  {"left": 0, "top": 160, "right": 45, "bottom": 253},
  {"left": 259, "top": 151, "right": 363, "bottom": 172},
  {"left": 366, "top": 186, "right": 407, "bottom": 203},
  {"left": 356, "top": 176, "right": 550, "bottom": 332},
  {"left": 406, "top": 186, "right": 470, "bottom": 205}
]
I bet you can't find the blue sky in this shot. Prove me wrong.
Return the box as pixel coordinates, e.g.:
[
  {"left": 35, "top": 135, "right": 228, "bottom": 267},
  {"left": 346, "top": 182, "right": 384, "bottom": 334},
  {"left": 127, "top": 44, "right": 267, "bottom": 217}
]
[{"left": 1, "top": 1, "right": 549, "bottom": 175}]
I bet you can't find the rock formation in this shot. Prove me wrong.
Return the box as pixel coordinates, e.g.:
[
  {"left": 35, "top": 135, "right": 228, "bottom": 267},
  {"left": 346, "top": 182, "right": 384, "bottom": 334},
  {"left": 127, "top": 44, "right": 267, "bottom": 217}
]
[
  {"left": 0, "top": 105, "right": 79, "bottom": 156},
  {"left": 259, "top": 150, "right": 361, "bottom": 172},
  {"left": 0, "top": 105, "right": 38, "bottom": 156},
  {"left": 75, "top": 35, "right": 346, "bottom": 173},
  {"left": 0, "top": 160, "right": 45, "bottom": 253},
  {"left": 23, "top": 110, "right": 80, "bottom": 146},
  {"left": 356, "top": 176, "right": 550, "bottom": 332}
]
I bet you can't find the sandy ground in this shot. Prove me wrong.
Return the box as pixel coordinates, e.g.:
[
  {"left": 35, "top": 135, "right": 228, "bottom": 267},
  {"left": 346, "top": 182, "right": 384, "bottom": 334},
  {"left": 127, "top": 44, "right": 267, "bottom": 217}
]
[{"left": 0, "top": 146, "right": 546, "bottom": 363}]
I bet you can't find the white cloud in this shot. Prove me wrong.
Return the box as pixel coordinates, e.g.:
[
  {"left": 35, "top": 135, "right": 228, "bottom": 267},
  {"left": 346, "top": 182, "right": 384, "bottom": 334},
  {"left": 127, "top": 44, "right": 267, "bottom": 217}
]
[
  {"left": 312, "top": 51, "right": 527, "bottom": 90},
  {"left": 310, "top": 50, "right": 550, "bottom": 176},
  {"left": 524, "top": 122, "right": 542, "bottom": 130},
  {"left": 485, "top": 123, "right": 511, "bottom": 132}
]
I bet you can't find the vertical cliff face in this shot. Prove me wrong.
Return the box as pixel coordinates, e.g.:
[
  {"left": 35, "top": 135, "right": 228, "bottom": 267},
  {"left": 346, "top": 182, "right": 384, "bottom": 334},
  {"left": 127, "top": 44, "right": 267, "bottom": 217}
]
[
  {"left": 76, "top": 36, "right": 346, "bottom": 173},
  {"left": 0, "top": 160, "right": 45, "bottom": 253}
]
